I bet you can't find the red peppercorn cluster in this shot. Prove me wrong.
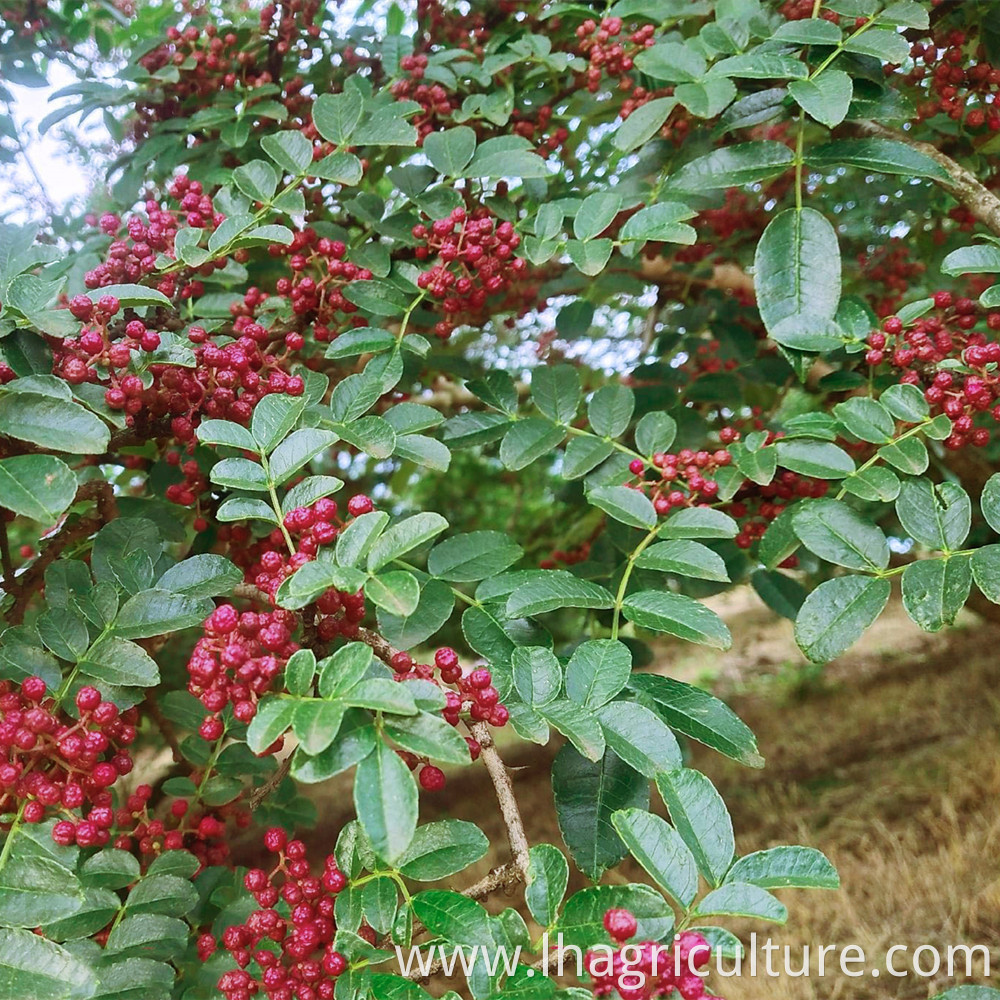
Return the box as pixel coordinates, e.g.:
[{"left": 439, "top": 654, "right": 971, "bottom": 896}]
[
  {"left": 867, "top": 294, "right": 1000, "bottom": 450},
  {"left": 575, "top": 17, "right": 655, "bottom": 94},
  {"left": 164, "top": 452, "right": 210, "bottom": 511},
  {"left": 187, "top": 604, "right": 300, "bottom": 738},
  {"left": 586, "top": 909, "right": 718, "bottom": 1000},
  {"left": 413, "top": 207, "right": 529, "bottom": 339},
  {"left": 269, "top": 227, "right": 374, "bottom": 340},
  {"left": 510, "top": 104, "right": 570, "bottom": 157},
  {"left": 388, "top": 647, "right": 508, "bottom": 790},
  {"left": 392, "top": 56, "right": 458, "bottom": 145},
  {"left": 627, "top": 446, "right": 733, "bottom": 512},
  {"left": 905, "top": 30, "right": 1000, "bottom": 132},
  {"left": 215, "top": 828, "right": 348, "bottom": 1000},
  {"left": 0, "top": 679, "right": 135, "bottom": 845},
  {"left": 725, "top": 467, "right": 829, "bottom": 553},
  {"left": 259, "top": 0, "right": 322, "bottom": 53},
  {"left": 107, "top": 784, "right": 246, "bottom": 868},
  {"left": 779, "top": 0, "right": 839, "bottom": 21},
  {"left": 540, "top": 539, "right": 592, "bottom": 570}
]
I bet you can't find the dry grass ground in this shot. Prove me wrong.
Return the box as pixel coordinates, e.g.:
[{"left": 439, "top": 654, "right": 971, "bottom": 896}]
[{"left": 297, "top": 589, "right": 1000, "bottom": 998}]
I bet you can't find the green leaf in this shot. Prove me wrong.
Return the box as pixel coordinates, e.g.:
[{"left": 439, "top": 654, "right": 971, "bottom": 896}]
[
  {"left": 384, "top": 711, "right": 472, "bottom": 765},
  {"left": 634, "top": 42, "right": 706, "bottom": 82},
  {"left": 751, "top": 569, "right": 807, "bottom": 620},
  {"left": 901, "top": 556, "right": 971, "bottom": 632},
  {"left": 156, "top": 554, "right": 242, "bottom": 599},
  {"left": 525, "top": 844, "right": 569, "bottom": 928},
  {"left": 725, "top": 846, "right": 839, "bottom": 889},
  {"left": 807, "top": 139, "right": 948, "bottom": 180},
  {"left": 506, "top": 572, "right": 614, "bottom": 618},
  {"left": 613, "top": 96, "right": 678, "bottom": 152},
  {"left": 587, "top": 485, "right": 657, "bottom": 529},
  {"left": 709, "top": 51, "right": 809, "bottom": 80},
  {"left": 261, "top": 130, "right": 313, "bottom": 173},
  {"left": 896, "top": 478, "right": 971, "bottom": 550},
  {"left": 318, "top": 642, "right": 372, "bottom": 699},
  {"left": 587, "top": 385, "right": 635, "bottom": 438},
  {"left": 283, "top": 648, "right": 316, "bottom": 697},
  {"left": 210, "top": 457, "right": 268, "bottom": 491},
  {"left": 355, "top": 741, "right": 418, "bottom": 864},
  {"left": 216, "top": 497, "right": 279, "bottom": 525},
  {"left": 635, "top": 539, "right": 730, "bottom": 582},
  {"left": 104, "top": 913, "right": 189, "bottom": 958},
  {"left": 313, "top": 91, "right": 365, "bottom": 145},
  {"left": 246, "top": 697, "right": 297, "bottom": 754},
  {"left": 659, "top": 507, "right": 738, "bottom": 539},
  {"left": 365, "top": 571, "right": 421, "bottom": 617},
  {"left": 566, "top": 238, "right": 614, "bottom": 276},
  {"left": 788, "top": 70, "right": 853, "bottom": 128},
  {"left": 878, "top": 435, "right": 928, "bottom": 475},
  {"left": 555, "top": 884, "right": 673, "bottom": 949},
  {"left": 113, "top": 589, "right": 212, "bottom": 639},
  {"left": 833, "top": 397, "right": 895, "bottom": 443},
  {"left": 667, "top": 142, "right": 795, "bottom": 193},
  {"left": 294, "top": 700, "right": 347, "bottom": 755},
  {"left": 233, "top": 159, "right": 278, "bottom": 202},
  {"left": 551, "top": 745, "right": 649, "bottom": 881},
  {"left": 0, "top": 927, "right": 98, "bottom": 1000},
  {"left": 80, "top": 636, "right": 159, "bottom": 687},
  {"left": 843, "top": 26, "right": 910, "bottom": 62},
  {"left": 972, "top": 544, "right": 1000, "bottom": 603},
  {"left": 655, "top": 769, "right": 734, "bottom": 886},
  {"left": 0, "top": 455, "right": 76, "bottom": 522},
  {"left": 773, "top": 18, "right": 843, "bottom": 43},
  {"left": 611, "top": 808, "right": 698, "bottom": 908},
  {"left": 675, "top": 78, "right": 737, "bottom": 118},
  {"left": 694, "top": 882, "right": 787, "bottom": 923},
  {"left": 36, "top": 607, "right": 89, "bottom": 661},
  {"left": 427, "top": 531, "right": 522, "bottom": 582},
  {"left": 538, "top": 700, "right": 606, "bottom": 762},
  {"left": 792, "top": 499, "right": 889, "bottom": 570},
  {"left": 0, "top": 840, "right": 83, "bottom": 927},
  {"left": 251, "top": 393, "right": 305, "bottom": 453},
  {"left": 754, "top": 208, "right": 842, "bottom": 351},
  {"left": 794, "top": 575, "right": 891, "bottom": 662},
  {"left": 125, "top": 874, "right": 198, "bottom": 918},
  {"left": 268, "top": 429, "right": 339, "bottom": 484},
  {"left": 282, "top": 476, "right": 346, "bottom": 514},
  {"left": 565, "top": 639, "right": 631, "bottom": 710},
  {"left": 573, "top": 193, "right": 621, "bottom": 241},
  {"left": 628, "top": 673, "right": 763, "bottom": 767},
  {"left": 532, "top": 365, "right": 580, "bottom": 423},
  {"left": 596, "top": 700, "right": 682, "bottom": 778},
  {"left": 562, "top": 436, "right": 613, "bottom": 479},
  {"left": 942, "top": 243, "right": 1000, "bottom": 276},
  {"left": 378, "top": 579, "right": 455, "bottom": 650},
  {"left": 622, "top": 590, "right": 731, "bottom": 649},
  {"left": 195, "top": 419, "right": 258, "bottom": 451},
  {"left": 398, "top": 820, "right": 489, "bottom": 880},
  {"left": 512, "top": 646, "right": 562, "bottom": 707},
  {"left": 423, "top": 126, "right": 477, "bottom": 176},
  {"left": 0, "top": 392, "right": 109, "bottom": 454},
  {"left": 367, "top": 512, "right": 448, "bottom": 571},
  {"left": 500, "top": 419, "right": 565, "bottom": 470},
  {"left": 84, "top": 283, "right": 171, "bottom": 308},
  {"left": 336, "top": 510, "right": 390, "bottom": 568},
  {"left": 410, "top": 891, "right": 495, "bottom": 949},
  {"left": 343, "top": 678, "right": 418, "bottom": 715},
  {"left": 355, "top": 107, "right": 418, "bottom": 146}
]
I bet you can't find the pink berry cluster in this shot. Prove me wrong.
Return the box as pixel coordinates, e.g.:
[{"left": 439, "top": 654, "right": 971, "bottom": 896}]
[
  {"left": 586, "top": 909, "right": 720, "bottom": 1000},
  {"left": 627, "top": 447, "right": 732, "bottom": 512},
  {"left": 392, "top": 55, "right": 458, "bottom": 145},
  {"left": 413, "top": 207, "right": 528, "bottom": 339},
  {"left": 574, "top": 17, "right": 656, "bottom": 93},
  {"left": 186, "top": 605, "right": 300, "bottom": 739},
  {"left": 269, "top": 227, "right": 374, "bottom": 339},
  {"left": 867, "top": 292, "right": 1000, "bottom": 450},
  {"left": 0, "top": 679, "right": 135, "bottom": 845},
  {"left": 213, "top": 828, "right": 349, "bottom": 1000},
  {"left": 388, "top": 648, "right": 508, "bottom": 791}
]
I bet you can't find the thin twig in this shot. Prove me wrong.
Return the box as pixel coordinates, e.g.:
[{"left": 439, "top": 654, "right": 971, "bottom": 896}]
[
  {"left": 143, "top": 693, "right": 184, "bottom": 764},
  {"left": 248, "top": 754, "right": 293, "bottom": 808}
]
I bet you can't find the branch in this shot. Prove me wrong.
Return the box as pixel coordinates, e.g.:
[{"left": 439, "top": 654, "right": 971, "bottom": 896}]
[
  {"left": 460, "top": 861, "right": 523, "bottom": 900},
  {"left": 247, "top": 754, "right": 292, "bottom": 808},
  {"left": 143, "top": 693, "right": 183, "bottom": 764},
  {"left": 855, "top": 120, "right": 1000, "bottom": 237},
  {"left": 468, "top": 720, "right": 530, "bottom": 879}
]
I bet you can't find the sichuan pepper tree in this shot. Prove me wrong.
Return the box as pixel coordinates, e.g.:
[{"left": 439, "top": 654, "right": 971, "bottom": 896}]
[{"left": 3, "top": 0, "right": 1000, "bottom": 998}]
